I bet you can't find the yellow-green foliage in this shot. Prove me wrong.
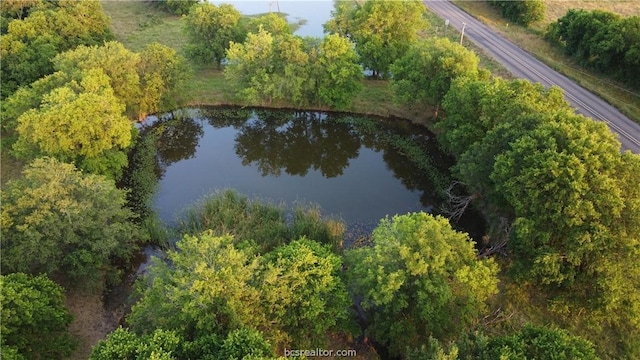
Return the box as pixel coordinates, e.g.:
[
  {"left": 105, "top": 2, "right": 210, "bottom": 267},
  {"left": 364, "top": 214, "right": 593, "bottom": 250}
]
[{"left": 346, "top": 212, "right": 499, "bottom": 355}]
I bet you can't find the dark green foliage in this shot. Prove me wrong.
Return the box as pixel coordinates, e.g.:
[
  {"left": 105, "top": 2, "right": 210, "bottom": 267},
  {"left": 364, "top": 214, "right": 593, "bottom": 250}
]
[
  {"left": 0, "top": 158, "right": 143, "bottom": 289},
  {"left": 0, "top": 0, "right": 114, "bottom": 99},
  {"left": 488, "top": 0, "right": 545, "bottom": 26},
  {"left": 184, "top": 3, "right": 242, "bottom": 66},
  {"left": 391, "top": 38, "right": 481, "bottom": 108},
  {"left": 478, "top": 324, "right": 599, "bottom": 360},
  {"left": 155, "top": 0, "right": 198, "bottom": 15},
  {"left": 436, "top": 73, "right": 640, "bottom": 351},
  {"left": 406, "top": 337, "right": 459, "bottom": 360},
  {"left": 118, "top": 131, "right": 161, "bottom": 219},
  {"left": 545, "top": 9, "right": 640, "bottom": 88},
  {"left": 346, "top": 212, "right": 499, "bottom": 356},
  {"left": 0, "top": 273, "right": 76, "bottom": 359}
]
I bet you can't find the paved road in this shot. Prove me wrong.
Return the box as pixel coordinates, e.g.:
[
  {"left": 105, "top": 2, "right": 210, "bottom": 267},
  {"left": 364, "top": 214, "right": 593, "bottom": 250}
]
[{"left": 425, "top": 0, "right": 640, "bottom": 153}]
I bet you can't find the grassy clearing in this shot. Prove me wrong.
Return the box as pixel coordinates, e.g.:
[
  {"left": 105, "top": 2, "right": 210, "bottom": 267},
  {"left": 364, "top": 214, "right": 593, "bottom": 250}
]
[
  {"left": 451, "top": 0, "right": 640, "bottom": 123},
  {"left": 538, "top": 0, "right": 640, "bottom": 27},
  {"left": 101, "top": 0, "right": 187, "bottom": 54}
]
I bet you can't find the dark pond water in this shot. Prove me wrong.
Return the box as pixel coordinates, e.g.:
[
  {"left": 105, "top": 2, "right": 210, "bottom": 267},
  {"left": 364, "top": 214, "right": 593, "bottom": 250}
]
[{"left": 144, "top": 107, "right": 485, "bottom": 240}]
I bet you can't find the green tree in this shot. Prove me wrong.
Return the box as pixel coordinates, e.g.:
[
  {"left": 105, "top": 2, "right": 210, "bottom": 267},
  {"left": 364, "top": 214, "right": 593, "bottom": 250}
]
[
  {"left": 391, "top": 38, "right": 481, "bottom": 110},
  {"left": 261, "top": 238, "right": 350, "bottom": 347},
  {"left": 226, "top": 30, "right": 361, "bottom": 109},
  {"left": 12, "top": 68, "right": 133, "bottom": 178},
  {"left": 226, "top": 29, "right": 309, "bottom": 105},
  {"left": 0, "top": 0, "right": 113, "bottom": 98},
  {"left": 245, "top": 12, "right": 292, "bottom": 37},
  {"left": 489, "top": 0, "right": 545, "bottom": 26},
  {"left": 128, "top": 232, "right": 265, "bottom": 341},
  {"left": 0, "top": 158, "right": 142, "bottom": 288},
  {"left": 437, "top": 77, "right": 568, "bottom": 159},
  {"left": 89, "top": 327, "right": 181, "bottom": 360},
  {"left": 218, "top": 328, "right": 274, "bottom": 360},
  {"left": 0, "top": 273, "right": 76, "bottom": 359},
  {"left": 346, "top": 212, "right": 499, "bottom": 355},
  {"left": 50, "top": 41, "right": 189, "bottom": 120},
  {"left": 477, "top": 324, "right": 599, "bottom": 360},
  {"left": 491, "top": 113, "right": 623, "bottom": 285},
  {"left": 137, "top": 43, "right": 191, "bottom": 120},
  {"left": 307, "top": 33, "right": 363, "bottom": 108},
  {"left": 155, "top": 0, "right": 198, "bottom": 15},
  {"left": 325, "top": 0, "right": 427, "bottom": 78},
  {"left": 52, "top": 41, "right": 141, "bottom": 115},
  {"left": 184, "top": 3, "right": 242, "bottom": 67}
]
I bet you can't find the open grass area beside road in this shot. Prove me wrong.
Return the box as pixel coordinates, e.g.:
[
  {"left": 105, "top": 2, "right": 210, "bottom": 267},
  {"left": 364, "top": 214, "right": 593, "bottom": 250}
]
[{"left": 451, "top": 0, "right": 640, "bottom": 124}]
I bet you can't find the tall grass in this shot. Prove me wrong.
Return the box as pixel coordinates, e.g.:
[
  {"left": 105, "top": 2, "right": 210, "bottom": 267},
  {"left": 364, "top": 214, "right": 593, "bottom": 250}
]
[{"left": 178, "top": 189, "right": 344, "bottom": 253}]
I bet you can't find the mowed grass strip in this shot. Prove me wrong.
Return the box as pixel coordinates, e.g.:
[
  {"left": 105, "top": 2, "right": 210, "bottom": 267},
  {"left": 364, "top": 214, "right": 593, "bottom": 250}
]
[{"left": 451, "top": 0, "right": 640, "bottom": 124}]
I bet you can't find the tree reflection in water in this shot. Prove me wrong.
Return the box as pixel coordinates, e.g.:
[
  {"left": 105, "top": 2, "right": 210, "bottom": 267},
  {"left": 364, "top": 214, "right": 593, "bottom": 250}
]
[{"left": 233, "top": 111, "right": 362, "bottom": 177}]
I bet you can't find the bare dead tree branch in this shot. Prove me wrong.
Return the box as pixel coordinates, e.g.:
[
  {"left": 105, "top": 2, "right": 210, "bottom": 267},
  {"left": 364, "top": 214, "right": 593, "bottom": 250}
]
[
  {"left": 481, "top": 307, "right": 515, "bottom": 326},
  {"left": 441, "top": 181, "right": 479, "bottom": 223},
  {"left": 479, "top": 217, "right": 513, "bottom": 259}
]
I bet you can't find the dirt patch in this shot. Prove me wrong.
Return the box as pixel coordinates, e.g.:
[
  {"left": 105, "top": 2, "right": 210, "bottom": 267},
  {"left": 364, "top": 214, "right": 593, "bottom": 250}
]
[{"left": 65, "top": 291, "right": 123, "bottom": 360}]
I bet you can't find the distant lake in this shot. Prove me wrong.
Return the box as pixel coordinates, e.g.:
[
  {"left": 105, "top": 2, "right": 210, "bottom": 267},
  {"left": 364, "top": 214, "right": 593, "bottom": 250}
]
[{"left": 211, "top": 0, "right": 334, "bottom": 37}]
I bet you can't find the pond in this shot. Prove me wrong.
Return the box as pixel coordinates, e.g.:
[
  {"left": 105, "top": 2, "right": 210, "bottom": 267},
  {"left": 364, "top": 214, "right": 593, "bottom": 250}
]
[{"left": 144, "top": 107, "right": 485, "bottom": 241}]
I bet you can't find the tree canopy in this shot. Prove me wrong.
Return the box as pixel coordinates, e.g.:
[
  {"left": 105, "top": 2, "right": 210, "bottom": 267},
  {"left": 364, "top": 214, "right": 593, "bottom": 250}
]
[
  {"left": 184, "top": 3, "right": 242, "bottom": 66},
  {"left": 0, "top": 0, "right": 114, "bottom": 99},
  {"left": 128, "top": 230, "right": 350, "bottom": 353},
  {"left": 488, "top": 0, "right": 545, "bottom": 26},
  {"left": 11, "top": 68, "right": 132, "bottom": 178},
  {"left": 435, "top": 73, "right": 640, "bottom": 345},
  {"left": 0, "top": 158, "right": 143, "bottom": 288},
  {"left": 325, "top": 0, "right": 427, "bottom": 78},
  {"left": 0, "top": 273, "right": 76, "bottom": 360},
  {"left": 391, "top": 38, "right": 482, "bottom": 109},
  {"left": 225, "top": 29, "right": 362, "bottom": 109},
  {"left": 545, "top": 10, "right": 640, "bottom": 88},
  {"left": 346, "top": 212, "right": 499, "bottom": 355},
  {"left": 3, "top": 40, "right": 188, "bottom": 178}
]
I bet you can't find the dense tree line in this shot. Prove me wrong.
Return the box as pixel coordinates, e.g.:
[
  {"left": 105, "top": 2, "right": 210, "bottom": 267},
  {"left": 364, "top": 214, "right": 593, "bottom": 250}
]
[
  {"left": 0, "top": 0, "right": 114, "bottom": 99},
  {"left": 378, "top": 7, "right": 639, "bottom": 353},
  {"left": 85, "top": 190, "right": 500, "bottom": 359},
  {"left": 2, "top": 40, "right": 188, "bottom": 179},
  {"left": 434, "top": 74, "right": 640, "bottom": 354},
  {"left": 545, "top": 9, "right": 640, "bottom": 89},
  {"left": 487, "top": 0, "right": 545, "bottom": 26}
]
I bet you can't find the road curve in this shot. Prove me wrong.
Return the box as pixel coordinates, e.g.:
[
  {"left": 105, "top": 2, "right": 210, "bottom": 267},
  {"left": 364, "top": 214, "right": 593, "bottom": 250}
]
[{"left": 425, "top": 0, "right": 640, "bottom": 153}]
